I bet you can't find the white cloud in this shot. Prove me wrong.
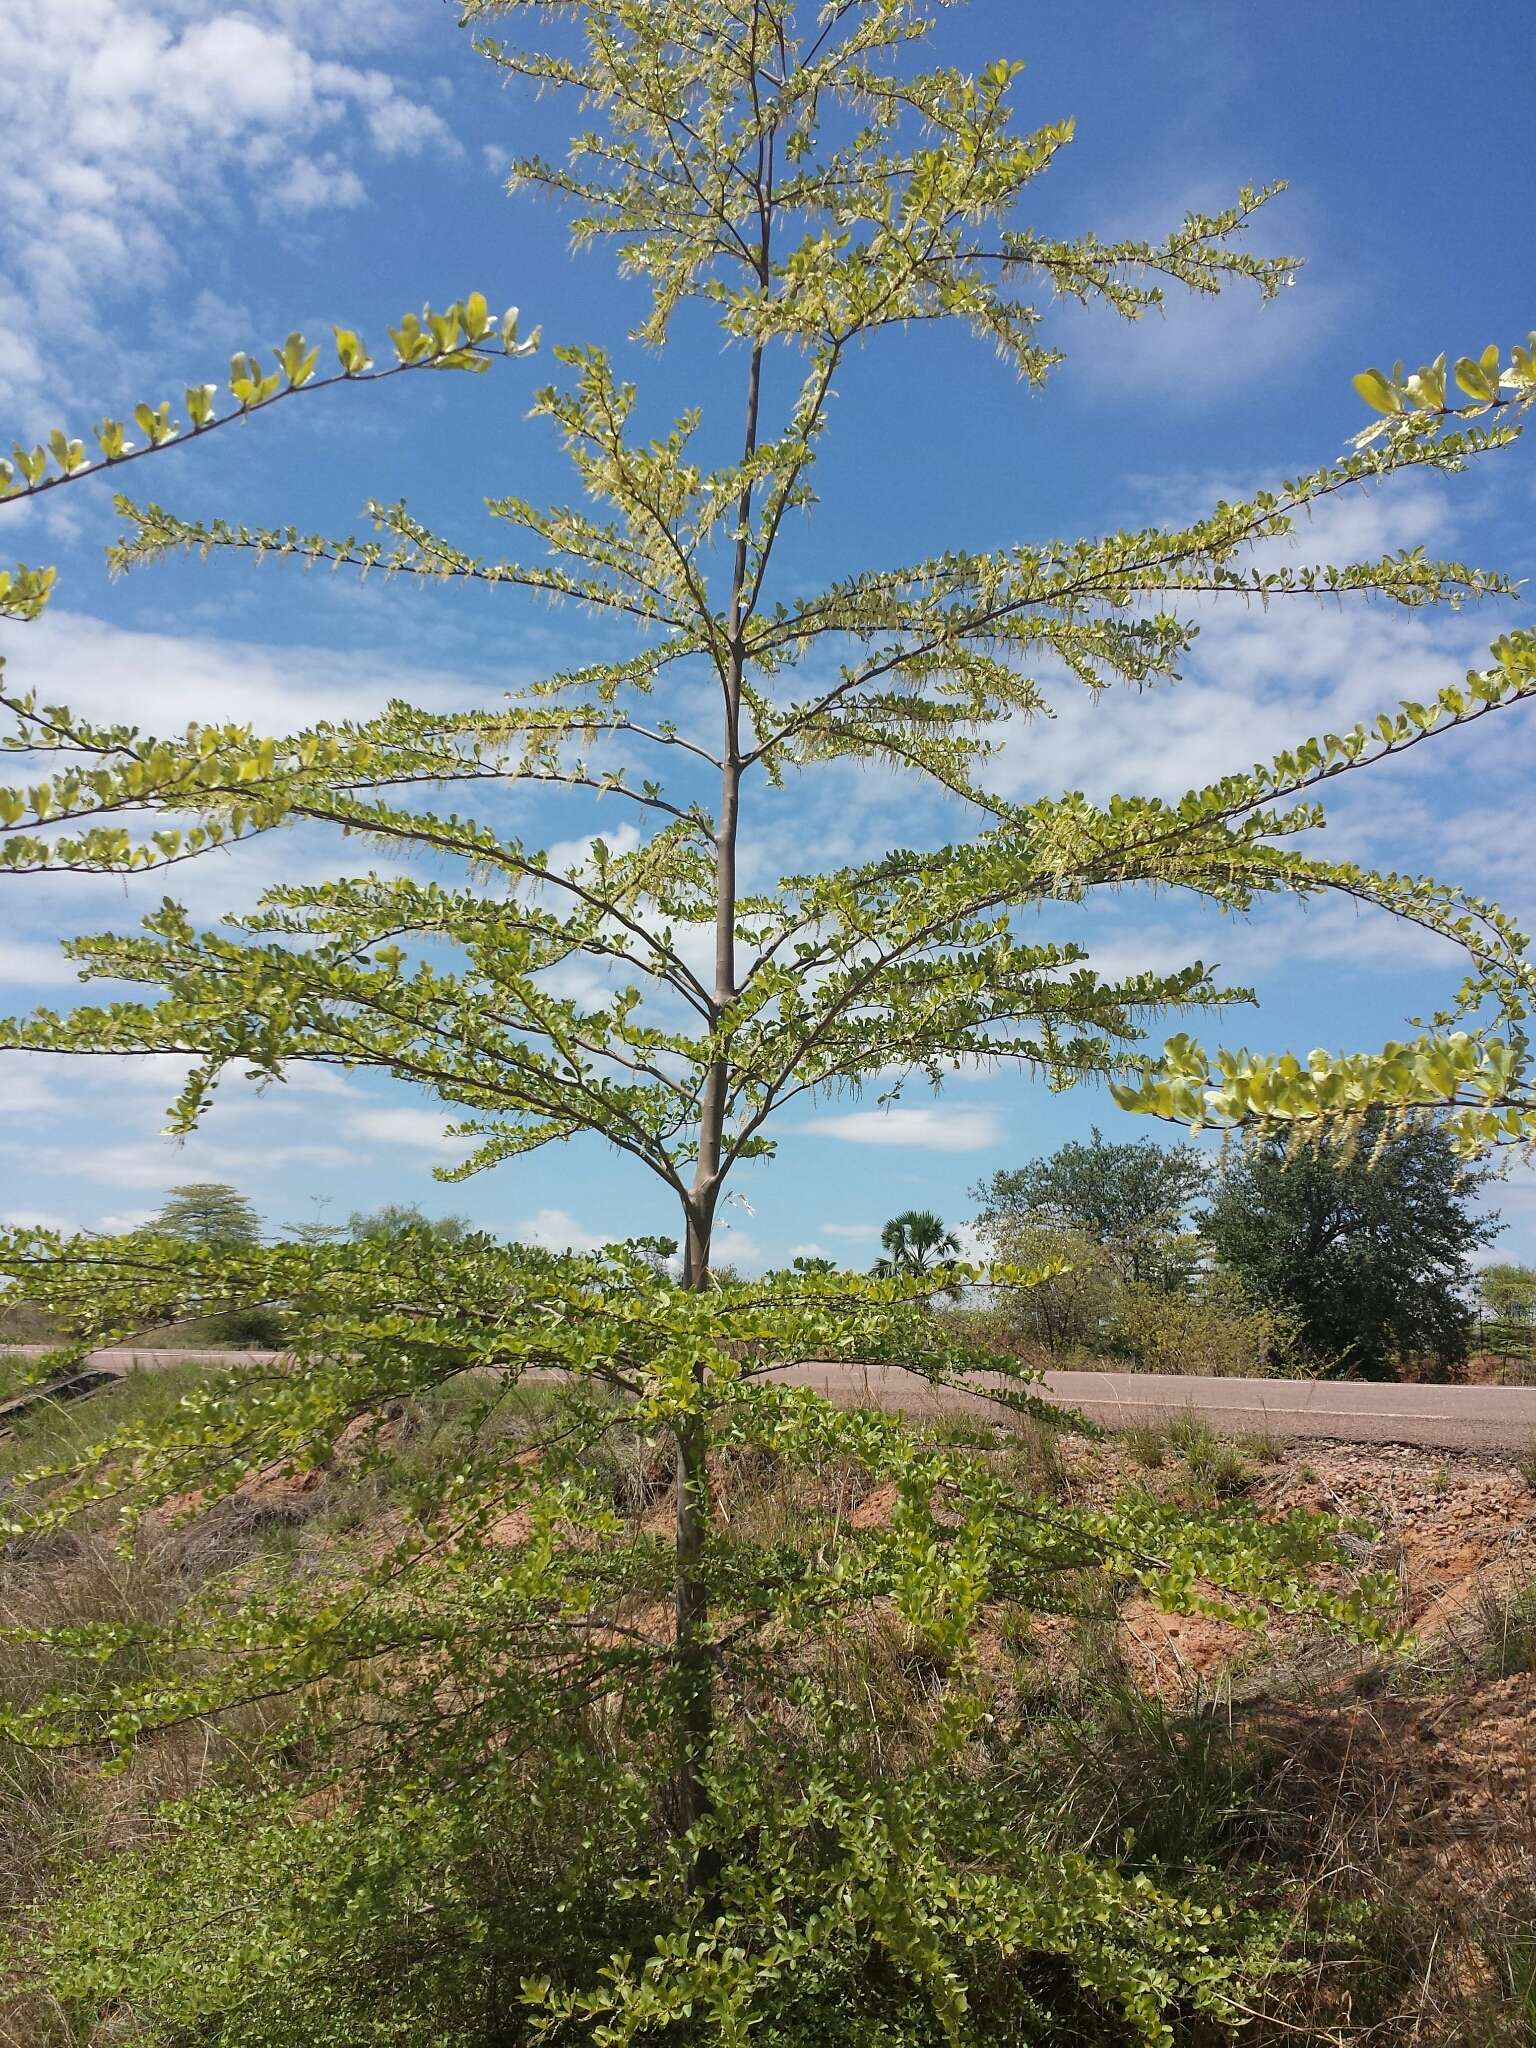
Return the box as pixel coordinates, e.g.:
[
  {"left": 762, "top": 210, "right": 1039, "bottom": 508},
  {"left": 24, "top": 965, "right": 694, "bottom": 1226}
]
[
  {"left": 819, "top": 1221, "right": 879, "bottom": 1241},
  {"left": 345, "top": 1106, "right": 462, "bottom": 1155},
  {"left": 1060, "top": 271, "right": 1345, "bottom": 405},
  {"left": 1072, "top": 889, "right": 1471, "bottom": 994},
  {"left": 94, "top": 1209, "right": 156, "bottom": 1234},
  {"left": 800, "top": 1106, "right": 1001, "bottom": 1152},
  {"left": 268, "top": 155, "right": 368, "bottom": 214},
  {"left": 710, "top": 1225, "right": 764, "bottom": 1270},
  {"left": 1, "top": 937, "right": 119, "bottom": 989},
  {"left": 270, "top": 1067, "right": 361, "bottom": 1098},
  {"left": 543, "top": 824, "right": 644, "bottom": 874},
  {"left": 0, "top": 0, "right": 459, "bottom": 406},
  {"left": 1, "top": 1070, "right": 67, "bottom": 1119},
  {"left": 21, "top": 1136, "right": 354, "bottom": 1190},
  {"left": 0, "top": 1207, "right": 74, "bottom": 1232},
  {"left": 982, "top": 473, "right": 1510, "bottom": 822},
  {"left": 185, "top": 286, "right": 255, "bottom": 340},
  {"left": 515, "top": 1206, "right": 607, "bottom": 1254},
  {"left": 1052, "top": 177, "right": 1348, "bottom": 405},
  {"left": 3, "top": 609, "right": 467, "bottom": 737},
  {"left": 368, "top": 96, "right": 456, "bottom": 158}
]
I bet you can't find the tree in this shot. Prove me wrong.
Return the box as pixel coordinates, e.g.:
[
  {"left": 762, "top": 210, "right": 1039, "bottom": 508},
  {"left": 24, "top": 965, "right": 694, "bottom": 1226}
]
[
  {"left": 1200, "top": 1115, "right": 1500, "bottom": 1377},
  {"left": 0, "top": 3, "right": 1533, "bottom": 2034},
  {"left": 148, "top": 1183, "right": 262, "bottom": 1248},
  {"left": 873, "top": 1210, "right": 962, "bottom": 1279},
  {"left": 973, "top": 1129, "right": 1208, "bottom": 1286},
  {"left": 282, "top": 1196, "right": 348, "bottom": 1247},
  {"left": 1477, "top": 1261, "right": 1536, "bottom": 1334},
  {"left": 347, "top": 1202, "right": 470, "bottom": 1245}
]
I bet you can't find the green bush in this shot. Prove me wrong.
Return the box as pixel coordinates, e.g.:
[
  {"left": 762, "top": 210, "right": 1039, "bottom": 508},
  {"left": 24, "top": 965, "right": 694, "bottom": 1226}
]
[
  {"left": 959, "top": 1231, "right": 1298, "bottom": 1377},
  {"left": 206, "top": 1305, "right": 288, "bottom": 1349},
  {"left": 1108, "top": 1275, "right": 1302, "bottom": 1378},
  {"left": 981, "top": 1222, "right": 1121, "bottom": 1354}
]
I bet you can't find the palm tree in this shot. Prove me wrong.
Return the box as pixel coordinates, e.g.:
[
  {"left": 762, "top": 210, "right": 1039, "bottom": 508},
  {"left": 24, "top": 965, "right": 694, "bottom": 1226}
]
[{"left": 873, "top": 1210, "right": 962, "bottom": 1279}]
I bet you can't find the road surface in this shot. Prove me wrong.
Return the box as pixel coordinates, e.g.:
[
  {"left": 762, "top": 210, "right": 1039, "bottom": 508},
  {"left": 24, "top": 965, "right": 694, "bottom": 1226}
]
[
  {"left": 7, "top": 1347, "right": 1536, "bottom": 1454},
  {"left": 771, "top": 1361, "right": 1536, "bottom": 1456}
]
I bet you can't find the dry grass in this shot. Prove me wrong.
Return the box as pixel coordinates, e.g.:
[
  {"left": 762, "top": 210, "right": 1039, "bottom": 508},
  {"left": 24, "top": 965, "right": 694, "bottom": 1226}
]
[{"left": 6, "top": 1381, "right": 1536, "bottom": 2044}]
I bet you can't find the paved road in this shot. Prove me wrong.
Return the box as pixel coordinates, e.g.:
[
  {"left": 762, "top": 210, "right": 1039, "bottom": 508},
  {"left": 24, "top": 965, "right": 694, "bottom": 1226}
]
[
  {"left": 770, "top": 1361, "right": 1536, "bottom": 1456},
  {"left": 9, "top": 1346, "right": 1536, "bottom": 1454}
]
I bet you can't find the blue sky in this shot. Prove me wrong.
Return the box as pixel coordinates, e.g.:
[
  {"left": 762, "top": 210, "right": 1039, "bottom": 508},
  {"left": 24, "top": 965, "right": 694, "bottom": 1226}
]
[{"left": 1, "top": 0, "right": 1534, "bottom": 1269}]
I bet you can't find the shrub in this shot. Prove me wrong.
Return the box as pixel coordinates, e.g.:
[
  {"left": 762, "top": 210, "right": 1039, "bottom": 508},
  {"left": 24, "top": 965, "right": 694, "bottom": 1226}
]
[
  {"left": 1108, "top": 1274, "right": 1302, "bottom": 1378},
  {"left": 207, "top": 1305, "right": 288, "bottom": 1349},
  {"left": 983, "top": 1223, "right": 1122, "bottom": 1354}
]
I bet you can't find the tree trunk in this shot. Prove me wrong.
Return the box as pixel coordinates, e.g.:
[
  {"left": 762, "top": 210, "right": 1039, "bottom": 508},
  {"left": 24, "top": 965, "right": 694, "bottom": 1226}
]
[
  {"left": 673, "top": 1404, "right": 718, "bottom": 1890},
  {"left": 670, "top": 97, "right": 769, "bottom": 1878}
]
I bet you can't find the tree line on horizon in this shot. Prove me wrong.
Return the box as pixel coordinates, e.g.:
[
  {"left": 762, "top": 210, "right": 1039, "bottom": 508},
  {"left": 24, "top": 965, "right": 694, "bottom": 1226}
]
[{"left": 142, "top": 1114, "right": 1518, "bottom": 1383}]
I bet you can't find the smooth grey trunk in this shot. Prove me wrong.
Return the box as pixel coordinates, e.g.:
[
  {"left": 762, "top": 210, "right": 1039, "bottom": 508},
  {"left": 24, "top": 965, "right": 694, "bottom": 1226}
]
[{"left": 671, "top": 263, "right": 768, "bottom": 1868}]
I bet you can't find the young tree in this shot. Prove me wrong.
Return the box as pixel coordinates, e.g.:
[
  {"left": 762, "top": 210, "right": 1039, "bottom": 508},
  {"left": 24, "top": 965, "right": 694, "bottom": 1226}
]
[
  {"left": 149, "top": 1183, "right": 263, "bottom": 1249},
  {"left": 1200, "top": 1115, "right": 1500, "bottom": 1377},
  {"left": 973, "top": 1129, "right": 1209, "bottom": 1285},
  {"left": 1, "top": 3, "right": 1534, "bottom": 2033},
  {"left": 873, "top": 1211, "right": 962, "bottom": 1279}
]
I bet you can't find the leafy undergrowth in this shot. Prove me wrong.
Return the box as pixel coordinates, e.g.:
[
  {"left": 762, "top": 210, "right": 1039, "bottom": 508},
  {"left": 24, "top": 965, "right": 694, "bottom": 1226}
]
[{"left": 4, "top": 1374, "right": 1536, "bottom": 2044}]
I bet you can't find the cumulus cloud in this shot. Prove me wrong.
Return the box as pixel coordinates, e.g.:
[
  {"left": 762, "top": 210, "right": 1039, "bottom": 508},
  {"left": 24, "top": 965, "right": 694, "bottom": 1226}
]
[
  {"left": 1052, "top": 175, "right": 1349, "bottom": 405},
  {"left": 0, "top": 0, "right": 460, "bottom": 406},
  {"left": 515, "top": 1207, "right": 607, "bottom": 1254},
  {"left": 345, "top": 1106, "right": 464, "bottom": 1156},
  {"left": 20, "top": 1136, "right": 354, "bottom": 1190},
  {"left": 987, "top": 483, "right": 1498, "bottom": 812},
  {"left": 0, "top": 1207, "right": 76, "bottom": 1232},
  {"left": 3, "top": 607, "right": 500, "bottom": 738},
  {"left": 800, "top": 1106, "right": 1001, "bottom": 1152},
  {"left": 709, "top": 1225, "right": 764, "bottom": 1270}
]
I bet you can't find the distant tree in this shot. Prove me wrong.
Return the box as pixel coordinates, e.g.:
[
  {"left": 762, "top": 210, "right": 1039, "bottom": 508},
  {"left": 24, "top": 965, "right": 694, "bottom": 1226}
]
[
  {"left": 873, "top": 1211, "right": 962, "bottom": 1279},
  {"left": 283, "top": 1196, "right": 348, "bottom": 1247},
  {"left": 973, "top": 1129, "right": 1208, "bottom": 1286},
  {"left": 1476, "top": 1263, "right": 1536, "bottom": 1339},
  {"left": 147, "top": 1184, "right": 281, "bottom": 1346},
  {"left": 150, "top": 1183, "right": 262, "bottom": 1248},
  {"left": 347, "top": 1203, "right": 470, "bottom": 1245},
  {"left": 1201, "top": 1116, "right": 1500, "bottom": 1377}
]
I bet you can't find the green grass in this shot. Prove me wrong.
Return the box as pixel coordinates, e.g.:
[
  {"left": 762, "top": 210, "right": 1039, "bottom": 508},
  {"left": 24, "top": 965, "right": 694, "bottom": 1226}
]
[
  {"left": 1124, "top": 1422, "right": 1168, "bottom": 1469},
  {"left": 1490, "top": 1933, "right": 1536, "bottom": 2045},
  {"left": 0, "top": 1362, "right": 238, "bottom": 1491},
  {"left": 1033, "top": 1680, "right": 1280, "bottom": 1873},
  {"left": 915, "top": 1410, "right": 1002, "bottom": 1450},
  {"left": 1479, "top": 1578, "right": 1536, "bottom": 1680},
  {"left": 1121, "top": 1414, "right": 1254, "bottom": 1498}
]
